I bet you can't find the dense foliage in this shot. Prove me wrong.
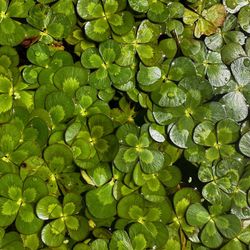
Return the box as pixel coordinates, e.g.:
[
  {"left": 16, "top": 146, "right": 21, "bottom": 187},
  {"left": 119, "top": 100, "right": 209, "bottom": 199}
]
[{"left": 0, "top": 0, "right": 249, "bottom": 249}]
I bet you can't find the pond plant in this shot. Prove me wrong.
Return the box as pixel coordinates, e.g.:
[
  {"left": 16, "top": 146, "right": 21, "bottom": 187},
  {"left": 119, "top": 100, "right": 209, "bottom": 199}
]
[{"left": 0, "top": 0, "right": 250, "bottom": 249}]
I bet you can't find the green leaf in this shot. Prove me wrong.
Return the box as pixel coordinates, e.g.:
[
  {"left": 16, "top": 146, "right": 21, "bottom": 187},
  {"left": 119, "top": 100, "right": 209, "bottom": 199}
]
[
  {"left": 193, "top": 121, "right": 216, "bottom": 146},
  {"left": 90, "top": 161, "right": 111, "bottom": 181},
  {"left": 128, "top": 0, "right": 149, "bottom": 13},
  {"left": 217, "top": 118, "right": 240, "bottom": 144},
  {"left": 206, "top": 61, "right": 231, "bottom": 87},
  {"left": 109, "top": 11, "right": 134, "bottom": 36},
  {"left": 201, "top": 220, "right": 223, "bottom": 248},
  {"left": 44, "top": 143, "right": 73, "bottom": 166},
  {"left": 137, "top": 63, "right": 161, "bottom": 86},
  {"left": 0, "top": 18, "right": 25, "bottom": 46},
  {"left": 53, "top": 66, "right": 89, "bottom": 96},
  {"left": 99, "top": 40, "right": 120, "bottom": 63},
  {"left": 65, "top": 215, "right": 79, "bottom": 230},
  {"left": 16, "top": 204, "right": 43, "bottom": 234},
  {"left": 117, "top": 193, "right": 144, "bottom": 220},
  {"left": 0, "top": 173, "right": 22, "bottom": 199},
  {"left": 168, "top": 57, "right": 196, "bottom": 81},
  {"left": 0, "top": 197, "right": 18, "bottom": 226},
  {"left": 89, "top": 67, "right": 110, "bottom": 89},
  {"left": 169, "top": 117, "right": 194, "bottom": 148},
  {"left": 86, "top": 181, "right": 116, "bottom": 219},
  {"left": 186, "top": 203, "right": 210, "bottom": 227},
  {"left": 90, "top": 239, "right": 108, "bottom": 250},
  {"left": 239, "top": 131, "right": 250, "bottom": 157},
  {"left": 0, "top": 94, "right": 12, "bottom": 113},
  {"left": 151, "top": 81, "right": 186, "bottom": 107},
  {"left": 41, "top": 220, "right": 65, "bottom": 247},
  {"left": 85, "top": 18, "right": 110, "bottom": 42},
  {"left": 221, "top": 91, "right": 248, "bottom": 122},
  {"left": 68, "top": 216, "right": 89, "bottom": 241},
  {"left": 23, "top": 176, "right": 48, "bottom": 203},
  {"left": 158, "top": 166, "right": 182, "bottom": 188},
  {"left": 7, "top": 0, "right": 35, "bottom": 18},
  {"left": 27, "top": 42, "right": 51, "bottom": 67},
  {"left": 21, "top": 234, "right": 40, "bottom": 250},
  {"left": 45, "top": 91, "right": 75, "bottom": 122},
  {"left": 0, "top": 232, "right": 24, "bottom": 250},
  {"left": 238, "top": 6, "right": 250, "bottom": 33},
  {"left": 81, "top": 48, "right": 104, "bottom": 69},
  {"left": 36, "top": 196, "right": 62, "bottom": 220},
  {"left": 231, "top": 57, "right": 250, "bottom": 86},
  {"left": 215, "top": 214, "right": 241, "bottom": 238},
  {"left": 110, "top": 230, "right": 133, "bottom": 250},
  {"left": 140, "top": 149, "right": 165, "bottom": 173},
  {"left": 77, "top": 0, "right": 104, "bottom": 19}
]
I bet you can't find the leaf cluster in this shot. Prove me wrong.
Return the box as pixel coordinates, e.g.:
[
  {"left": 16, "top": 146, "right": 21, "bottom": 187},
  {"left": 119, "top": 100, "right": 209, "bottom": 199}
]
[{"left": 0, "top": 0, "right": 249, "bottom": 249}]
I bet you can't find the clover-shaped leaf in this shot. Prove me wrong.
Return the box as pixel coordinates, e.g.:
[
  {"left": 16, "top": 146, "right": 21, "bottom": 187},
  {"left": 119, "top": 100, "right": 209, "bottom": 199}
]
[
  {"left": 27, "top": 3, "right": 74, "bottom": 43},
  {"left": 0, "top": 1, "right": 27, "bottom": 46},
  {"left": 114, "top": 20, "right": 163, "bottom": 66},
  {"left": 183, "top": 4, "right": 226, "bottom": 38},
  {"left": 239, "top": 131, "right": 250, "bottom": 157},
  {"left": 66, "top": 114, "right": 118, "bottom": 169},
  {"left": 36, "top": 193, "right": 88, "bottom": 247},
  {"left": 221, "top": 57, "right": 250, "bottom": 121},
  {"left": 77, "top": 0, "right": 134, "bottom": 42},
  {"left": 193, "top": 119, "right": 240, "bottom": 161},
  {"left": 86, "top": 180, "right": 116, "bottom": 219},
  {"left": 129, "top": 0, "right": 184, "bottom": 23},
  {"left": 81, "top": 39, "right": 133, "bottom": 89},
  {"left": 0, "top": 173, "right": 47, "bottom": 234},
  {"left": 114, "top": 124, "right": 165, "bottom": 173},
  {"left": 186, "top": 203, "right": 241, "bottom": 248}
]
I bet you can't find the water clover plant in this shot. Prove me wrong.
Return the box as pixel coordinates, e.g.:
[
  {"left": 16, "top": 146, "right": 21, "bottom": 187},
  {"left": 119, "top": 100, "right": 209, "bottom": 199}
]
[{"left": 0, "top": 0, "right": 249, "bottom": 249}]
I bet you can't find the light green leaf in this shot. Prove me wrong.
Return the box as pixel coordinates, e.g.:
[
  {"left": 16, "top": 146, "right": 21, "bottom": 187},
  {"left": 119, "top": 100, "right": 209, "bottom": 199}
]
[
  {"left": 36, "top": 196, "right": 62, "bottom": 220},
  {"left": 193, "top": 121, "right": 216, "bottom": 147},
  {"left": 201, "top": 220, "right": 223, "bottom": 248},
  {"left": 215, "top": 214, "right": 241, "bottom": 239},
  {"left": 85, "top": 19, "right": 110, "bottom": 42},
  {"left": 137, "top": 63, "right": 161, "bottom": 86},
  {"left": 238, "top": 6, "right": 250, "bottom": 33},
  {"left": 140, "top": 150, "right": 164, "bottom": 173},
  {"left": 86, "top": 181, "right": 116, "bottom": 219},
  {"left": 41, "top": 220, "right": 65, "bottom": 247},
  {"left": 186, "top": 203, "right": 210, "bottom": 227},
  {"left": 151, "top": 81, "right": 186, "bottom": 107},
  {"left": 239, "top": 131, "right": 250, "bottom": 157},
  {"left": 110, "top": 230, "right": 133, "bottom": 250},
  {"left": 217, "top": 118, "right": 240, "bottom": 144}
]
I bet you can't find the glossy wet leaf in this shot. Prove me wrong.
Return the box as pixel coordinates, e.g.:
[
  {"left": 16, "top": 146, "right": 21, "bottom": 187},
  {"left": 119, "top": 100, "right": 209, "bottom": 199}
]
[
  {"left": 193, "top": 121, "right": 216, "bottom": 147},
  {"left": 110, "top": 230, "right": 133, "bottom": 250},
  {"left": 238, "top": 6, "right": 250, "bottom": 33},
  {"left": 151, "top": 81, "right": 186, "bottom": 108},
  {"left": 239, "top": 131, "right": 250, "bottom": 157},
  {"left": 137, "top": 64, "right": 161, "bottom": 86}
]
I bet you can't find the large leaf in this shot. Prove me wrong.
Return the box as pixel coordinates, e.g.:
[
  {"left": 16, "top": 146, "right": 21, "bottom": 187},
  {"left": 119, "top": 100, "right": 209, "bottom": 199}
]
[
  {"left": 186, "top": 203, "right": 210, "bottom": 227},
  {"left": 200, "top": 220, "right": 223, "bottom": 248},
  {"left": 193, "top": 121, "right": 216, "bottom": 147},
  {"left": 86, "top": 181, "right": 117, "bottom": 219},
  {"left": 231, "top": 57, "right": 250, "bottom": 86},
  {"left": 151, "top": 81, "right": 186, "bottom": 108},
  {"left": 109, "top": 230, "right": 133, "bottom": 250},
  {"left": 239, "top": 131, "right": 250, "bottom": 157}
]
